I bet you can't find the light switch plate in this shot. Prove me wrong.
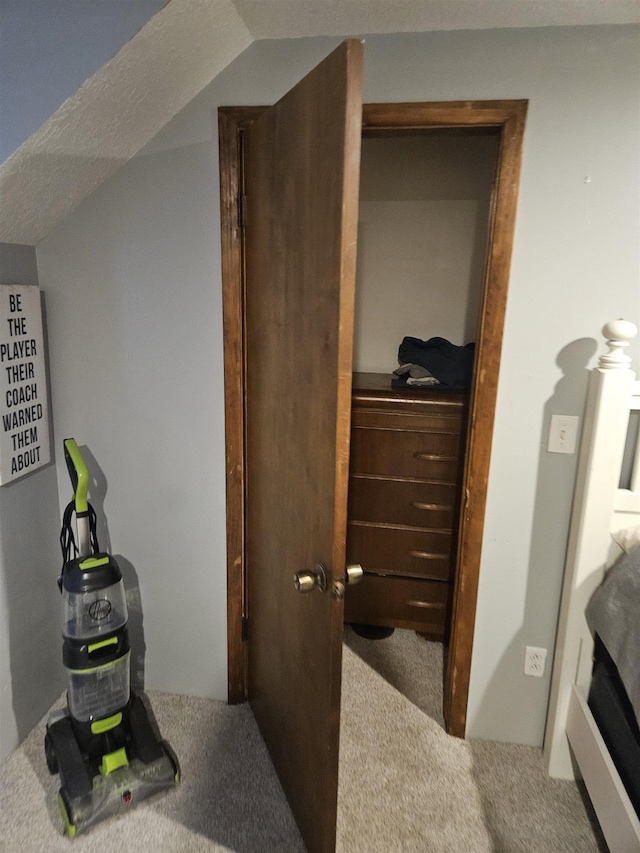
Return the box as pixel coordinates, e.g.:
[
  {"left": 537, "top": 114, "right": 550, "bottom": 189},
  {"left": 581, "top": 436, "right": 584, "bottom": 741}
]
[{"left": 548, "top": 415, "right": 579, "bottom": 454}]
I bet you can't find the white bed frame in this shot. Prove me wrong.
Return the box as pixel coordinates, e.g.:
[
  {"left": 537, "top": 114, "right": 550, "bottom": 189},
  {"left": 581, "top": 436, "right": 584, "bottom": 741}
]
[{"left": 544, "top": 319, "right": 640, "bottom": 852}]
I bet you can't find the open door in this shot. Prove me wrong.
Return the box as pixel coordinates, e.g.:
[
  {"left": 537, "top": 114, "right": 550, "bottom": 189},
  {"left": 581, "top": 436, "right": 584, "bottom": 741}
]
[{"left": 242, "top": 41, "right": 363, "bottom": 853}]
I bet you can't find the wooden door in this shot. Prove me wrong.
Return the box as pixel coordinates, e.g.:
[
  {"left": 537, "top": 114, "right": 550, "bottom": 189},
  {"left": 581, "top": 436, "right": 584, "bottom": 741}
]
[
  {"left": 242, "top": 40, "right": 363, "bottom": 853},
  {"left": 220, "top": 90, "right": 526, "bottom": 845}
]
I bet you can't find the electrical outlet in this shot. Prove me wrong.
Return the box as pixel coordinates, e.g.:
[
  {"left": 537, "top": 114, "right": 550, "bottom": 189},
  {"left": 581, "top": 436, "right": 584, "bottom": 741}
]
[{"left": 524, "top": 646, "right": 547, "bottom": 678}]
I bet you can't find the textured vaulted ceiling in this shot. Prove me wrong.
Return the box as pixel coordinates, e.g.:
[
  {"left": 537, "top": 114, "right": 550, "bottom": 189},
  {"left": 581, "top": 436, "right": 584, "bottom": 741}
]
[{"left": 1, "top": 0, "right": 639, "bottom": 245}]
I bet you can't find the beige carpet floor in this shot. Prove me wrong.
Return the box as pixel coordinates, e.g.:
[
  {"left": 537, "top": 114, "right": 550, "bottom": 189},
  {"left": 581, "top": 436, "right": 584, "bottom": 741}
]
[
  {"left": 0, "top": 630, "right": 606, "bottom": 852},
  {"left": 340, "top": 628, "right": 606, "bottom": 852}
]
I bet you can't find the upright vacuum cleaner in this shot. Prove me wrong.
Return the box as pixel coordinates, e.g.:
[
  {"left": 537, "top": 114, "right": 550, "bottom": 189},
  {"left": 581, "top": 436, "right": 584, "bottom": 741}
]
[{"left": 45, "top": 438, "right": 179, "bottom": 838}]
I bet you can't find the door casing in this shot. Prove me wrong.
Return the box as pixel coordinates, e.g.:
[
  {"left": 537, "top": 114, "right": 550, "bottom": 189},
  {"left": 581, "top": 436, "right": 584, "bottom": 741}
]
[{"left": 219, "top": 99, "right": 528, "bottom": 737}]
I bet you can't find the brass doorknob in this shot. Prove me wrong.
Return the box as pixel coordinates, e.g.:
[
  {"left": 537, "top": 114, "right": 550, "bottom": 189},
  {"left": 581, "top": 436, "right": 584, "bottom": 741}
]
[
  {"left": 332, "top": 564, "right": 364, "bottom": 600},
  {"left": 345, "top": 564, "right": 364, "bottom": 585},
  {"left": 294, "top": 571, "right": 316, "bottom": 593},
  {"left": 294, "top": 563, "right": 327, "bottom": 593}
]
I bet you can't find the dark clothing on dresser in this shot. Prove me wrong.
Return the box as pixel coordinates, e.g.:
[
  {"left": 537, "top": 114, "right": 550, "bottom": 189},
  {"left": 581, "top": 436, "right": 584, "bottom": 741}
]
[{"left": 397, "top": 336, "right": 474, "bottom": 389}]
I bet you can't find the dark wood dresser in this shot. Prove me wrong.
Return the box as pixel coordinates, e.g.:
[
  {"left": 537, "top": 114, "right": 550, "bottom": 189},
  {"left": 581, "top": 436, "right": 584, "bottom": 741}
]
[{"left": 344, "top": 373, "right": 469, "bottom": 640}]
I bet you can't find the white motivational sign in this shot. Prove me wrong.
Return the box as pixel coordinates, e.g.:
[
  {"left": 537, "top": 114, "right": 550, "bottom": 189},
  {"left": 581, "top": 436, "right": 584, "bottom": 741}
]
[{"left": 0, "top": 285, "right": 51, "bottom": 484}]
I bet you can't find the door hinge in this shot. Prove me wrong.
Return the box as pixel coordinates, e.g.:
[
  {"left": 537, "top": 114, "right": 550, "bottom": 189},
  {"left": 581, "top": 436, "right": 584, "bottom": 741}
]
[
  {"left": 241, "top": 616, "right": 248, "bottom": 642},
  {"left": 237, "top": 192, "right": 245, "bottom": 229}
]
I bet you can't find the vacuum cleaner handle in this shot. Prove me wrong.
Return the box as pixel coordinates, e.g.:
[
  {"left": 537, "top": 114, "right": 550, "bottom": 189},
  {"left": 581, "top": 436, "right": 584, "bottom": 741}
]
[
  {"left": 63, "top": 438, "right": 89, "bottom": 514},
  {"left": 63, "top": 439, "right": 92, "bottom": 555},
  {"left": 60, "top": 439, "right": 100, "bottom": 565}
]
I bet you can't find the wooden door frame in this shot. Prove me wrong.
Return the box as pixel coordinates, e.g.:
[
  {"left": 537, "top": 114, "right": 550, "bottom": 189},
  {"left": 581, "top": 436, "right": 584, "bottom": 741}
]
[{"left": 219, "top": 99, "right": 528, "bottom": 737}]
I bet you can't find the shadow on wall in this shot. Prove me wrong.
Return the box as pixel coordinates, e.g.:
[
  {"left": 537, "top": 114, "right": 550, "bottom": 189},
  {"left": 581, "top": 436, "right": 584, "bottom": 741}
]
[
  {"left": 78, "top": 446, "right": 146, "bottom": 693},
  {"left": 467, "top": 337, "right": 604, "bottom": 844},
  {"left": 468, "top": 337, "right": 597, "bottom": 748},
  {"left": 524, "top": 338, "right": 599, "bottom": 663}
]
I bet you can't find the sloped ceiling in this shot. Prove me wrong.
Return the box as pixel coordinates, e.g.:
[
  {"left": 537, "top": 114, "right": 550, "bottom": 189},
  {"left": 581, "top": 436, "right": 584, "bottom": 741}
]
[
  {"left": 1, "top": 0, "right": 640, "bottom": 245},
  {"left": 0, "top": 0, "right": 252, "bottom": 246},
  {"left": 234, "top": 0, "right": 640, "bottom": 38}
]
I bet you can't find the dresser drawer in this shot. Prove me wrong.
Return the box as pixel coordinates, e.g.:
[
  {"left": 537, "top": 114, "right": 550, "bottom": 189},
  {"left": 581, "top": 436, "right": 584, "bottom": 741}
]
[
  {"left": 350, "top": 426, "right": 463, "bottom": 481},
  {"left": 344, "top": 574, "right": 451, "bottom": 637},
  {"left": 348, "top": 476, "right": 458, "bottom": 529},
  {"left": 351, "top": 408, "right": 464, "bottom": 435},
  {"left": 346, "top": 522, "right": 454, "bottom": 581}
]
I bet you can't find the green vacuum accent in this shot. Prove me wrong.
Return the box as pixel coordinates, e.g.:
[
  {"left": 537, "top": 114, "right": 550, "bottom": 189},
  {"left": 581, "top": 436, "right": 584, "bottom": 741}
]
[
  {"left": 79, "top": 556, "right": 110, "bottom": 570},
  {"left": 46, "top": 437, "right": 179, "bottom": 837},
  {"left": 63, "top": 438, "right": 89, "bottom": 513},
  {"left": 100, "top": 747, "right": 129, "bottom": 776},
  {"left": 88, "top": 636, "right": 118, "bottom": 654},
  {"left": 91, "top": 712, "right": 122, "bottom": 735}
]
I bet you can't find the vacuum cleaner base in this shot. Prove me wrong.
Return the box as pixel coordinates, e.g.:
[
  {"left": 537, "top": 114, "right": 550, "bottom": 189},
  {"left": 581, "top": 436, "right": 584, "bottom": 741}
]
[{"left": 46, "top": 692, "right": 179, "bottom": 837}]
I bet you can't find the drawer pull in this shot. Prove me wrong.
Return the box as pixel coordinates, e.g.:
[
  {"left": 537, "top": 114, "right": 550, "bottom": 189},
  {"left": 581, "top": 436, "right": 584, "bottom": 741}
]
[
  {"left": 408, "top": 550, "right": 447, "bottom": 561},
  {"left": 412, "top": 502, "right": 452, "bottom": 512},
  {"left": 414, "top": 453, "right": 457, "bottom": 461},
  {"left": 406, "top": 599, "right": 445, "bottom": 610}
]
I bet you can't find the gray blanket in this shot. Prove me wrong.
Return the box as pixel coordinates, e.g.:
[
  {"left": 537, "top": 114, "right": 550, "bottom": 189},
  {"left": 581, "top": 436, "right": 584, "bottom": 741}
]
[{"left": 586, "top": 544, "right": 640, "bottom": 724}]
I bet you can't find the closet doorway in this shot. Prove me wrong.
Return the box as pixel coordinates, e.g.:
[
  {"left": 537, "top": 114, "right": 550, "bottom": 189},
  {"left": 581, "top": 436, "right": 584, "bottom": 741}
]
[
  {"left": 218, "top": 43, "right": 526, "bottom": 851},
  {"left": 343, "top": 130, "right": 501, "bottom": 667}
]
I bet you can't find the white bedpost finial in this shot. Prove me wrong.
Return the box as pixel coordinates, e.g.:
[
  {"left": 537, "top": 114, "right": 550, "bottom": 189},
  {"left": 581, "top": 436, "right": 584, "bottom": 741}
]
[{"left": 599, "top": 319, "right": 637, "bottom": 369}]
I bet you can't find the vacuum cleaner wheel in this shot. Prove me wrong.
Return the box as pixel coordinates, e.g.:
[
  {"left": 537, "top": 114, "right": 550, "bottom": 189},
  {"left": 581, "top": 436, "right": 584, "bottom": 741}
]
[{"left": 44, "top": 731, "right": 58, "bottom": 775}]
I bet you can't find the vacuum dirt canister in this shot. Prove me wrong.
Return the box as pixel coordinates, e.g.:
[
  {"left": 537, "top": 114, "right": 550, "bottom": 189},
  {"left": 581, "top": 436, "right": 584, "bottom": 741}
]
[
  {"left": 61, "top": 553, "right": 128, "bottom": 641},
  {"left": 45, "top": 438, "right": 179, "bottom": 838}
]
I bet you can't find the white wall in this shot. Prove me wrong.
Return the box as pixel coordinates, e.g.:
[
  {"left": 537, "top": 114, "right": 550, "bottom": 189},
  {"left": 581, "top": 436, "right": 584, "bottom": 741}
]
[
  {"left": 0, "top": 244, "right": 63, "bottom": 762},
  {"left": 36, "top": 138, "right": 228, "bottom": 699},
  {"left": 36, "top": 25, "right": 640, "bottom": 745},
  {"left": 354, "top": 135, "right": 497, "bottom": 372},
  {"left": 0, "top": 0, "right": 166, "bottom": 162}
]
